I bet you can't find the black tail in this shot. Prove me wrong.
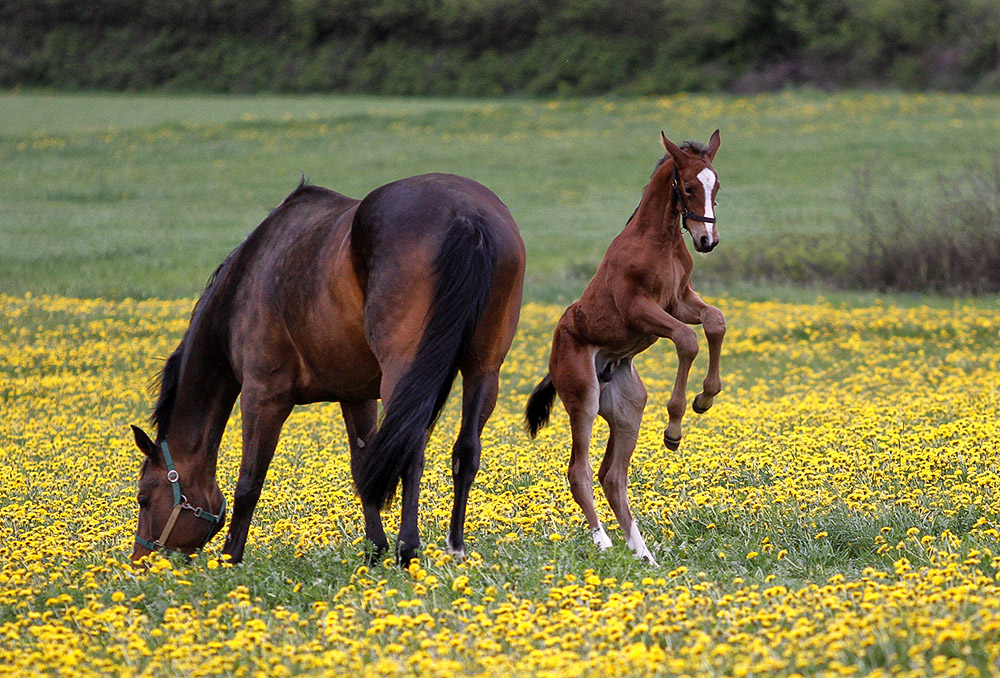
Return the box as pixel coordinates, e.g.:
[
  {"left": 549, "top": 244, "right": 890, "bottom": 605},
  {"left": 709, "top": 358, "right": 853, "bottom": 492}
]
[
  {"left": 525, "top": 374, "right": 556, "bottom": 438},
  {"left": 356, "top": 214, "right": 498, "bottom": 510}
]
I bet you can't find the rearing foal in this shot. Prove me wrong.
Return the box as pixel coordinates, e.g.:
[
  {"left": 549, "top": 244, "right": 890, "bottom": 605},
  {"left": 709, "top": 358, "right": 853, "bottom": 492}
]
[{"left": 525, "top": 131, "right": 726, "bottom": 565}]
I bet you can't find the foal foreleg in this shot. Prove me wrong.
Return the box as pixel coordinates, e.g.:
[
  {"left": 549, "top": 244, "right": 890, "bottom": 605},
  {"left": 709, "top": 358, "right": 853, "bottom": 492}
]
[
  {"left": 628, "top": 298, "right": 698, "bottom": 450},
  {"left": 692, "top": 304, "right": 726, "bottom": 414}
]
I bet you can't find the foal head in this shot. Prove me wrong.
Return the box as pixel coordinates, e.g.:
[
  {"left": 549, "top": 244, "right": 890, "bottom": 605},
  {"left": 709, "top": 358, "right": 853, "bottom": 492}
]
[
  {"left": 130, "top": 425, "right": 226, "bottom": 561},
  {"left": 659, "top": 130, "right": 721, "bottom": 253}
]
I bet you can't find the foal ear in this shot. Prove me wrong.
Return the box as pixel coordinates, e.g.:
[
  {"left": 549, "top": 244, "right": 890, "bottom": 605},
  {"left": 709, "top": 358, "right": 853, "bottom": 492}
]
[
  {"left": 706, "top": 129, "right": 721, "bottom": 161},
  {"left": 131, "top": 425, "right": 162, "bottom": 463},
  {"left": 660, "top": 131, "right": 685, "bottom": 163}
]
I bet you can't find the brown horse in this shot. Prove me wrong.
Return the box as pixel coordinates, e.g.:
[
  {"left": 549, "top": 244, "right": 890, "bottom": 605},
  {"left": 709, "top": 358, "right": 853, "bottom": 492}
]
[
  {"left": 130, "top": 174, "right": 525, "bottom": 565},
  {"left": 525, "top": 131, "right": 725, "bottom": 565}
]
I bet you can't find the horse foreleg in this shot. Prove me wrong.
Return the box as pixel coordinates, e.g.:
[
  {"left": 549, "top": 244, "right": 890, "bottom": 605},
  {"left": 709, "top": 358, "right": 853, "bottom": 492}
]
[
  {"left": 692, "top": 304, "right": 726, "bottom": 414},
  {"left": 343, "top": 400, "right": 388, "bottom": 560},
  {"left": 446, "top": 369, "right": 499, "bottom": 558},
  {"left": 223, "top": 390, "right": 293, "bottom": 564},
  {"left": 597, "top": 362, "right": 657, "bottom": 565},
  {"left": 629, "top": 299, "right": 699, "bottom": 450}
]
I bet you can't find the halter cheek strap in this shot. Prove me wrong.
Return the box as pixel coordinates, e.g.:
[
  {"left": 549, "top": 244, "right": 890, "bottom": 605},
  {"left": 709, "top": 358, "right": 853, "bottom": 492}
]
[
  {"left": 135, "top": 441, "right": 226, "bottom": 553},
  {"left": 672, "top": 164, "right": 717, "bottom": 226}
]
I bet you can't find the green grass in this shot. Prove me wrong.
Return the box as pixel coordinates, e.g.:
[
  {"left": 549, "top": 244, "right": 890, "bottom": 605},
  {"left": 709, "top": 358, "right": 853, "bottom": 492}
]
[{"left": 3, "top": 90, "right": 1000, "bottom": 300}]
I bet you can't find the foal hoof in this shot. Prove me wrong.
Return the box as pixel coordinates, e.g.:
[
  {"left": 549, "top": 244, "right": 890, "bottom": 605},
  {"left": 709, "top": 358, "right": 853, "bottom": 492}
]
[
  {"left": 692, "top": 393, "right": 714, "bottom": 414},
  {"left": 663, "top": 431, "right": 681, "bottom": 451}
]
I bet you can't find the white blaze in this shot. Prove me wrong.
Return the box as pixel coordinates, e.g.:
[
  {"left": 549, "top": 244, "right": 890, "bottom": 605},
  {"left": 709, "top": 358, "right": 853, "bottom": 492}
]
[{"left": 696, "top": 168, "right": 717, "bottom": 240}]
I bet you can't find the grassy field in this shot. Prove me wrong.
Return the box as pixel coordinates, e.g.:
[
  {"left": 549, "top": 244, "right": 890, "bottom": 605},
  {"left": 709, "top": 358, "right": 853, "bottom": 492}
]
[
  {"left": 2, "top": 294, "right": 1000, "bottom": 676},
  {"left": 3, "top": 91, "right": 1000, "bottom": 676},
  {"left": 3, "top": 90, "right": 1000, "bottom": 300}
]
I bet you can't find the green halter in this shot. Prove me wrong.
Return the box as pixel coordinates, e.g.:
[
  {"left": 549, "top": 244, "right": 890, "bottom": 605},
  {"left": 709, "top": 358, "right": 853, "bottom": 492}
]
[{"left": 135, "top": 440, "right": 226, "bottom": 553}]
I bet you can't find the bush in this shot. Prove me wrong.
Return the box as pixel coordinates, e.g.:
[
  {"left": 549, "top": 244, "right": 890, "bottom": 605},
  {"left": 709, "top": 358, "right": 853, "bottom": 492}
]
[{"left": 844, "top": 161, "right": 1000, "bottom": 294}]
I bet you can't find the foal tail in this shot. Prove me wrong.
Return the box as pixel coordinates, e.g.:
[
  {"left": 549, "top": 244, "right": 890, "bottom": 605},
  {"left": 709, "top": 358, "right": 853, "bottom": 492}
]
[
  {"left": 525, "top": 374, "right": 557, "bottom": 438},
  {"left": 355, "top": 214, "right": 498, "bottom": 510}
]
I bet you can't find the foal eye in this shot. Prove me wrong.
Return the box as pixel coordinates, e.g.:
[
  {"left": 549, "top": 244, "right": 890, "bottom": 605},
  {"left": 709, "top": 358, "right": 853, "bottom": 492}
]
[
  {"left": 685, "top": 186, "right": 695, "bottom": 194},
  {"left": 137, "top": 496, "right": 150, "bottom": 508}
]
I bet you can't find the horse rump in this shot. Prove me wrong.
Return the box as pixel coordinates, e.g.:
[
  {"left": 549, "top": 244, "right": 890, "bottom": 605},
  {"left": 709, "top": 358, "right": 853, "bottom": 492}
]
[{"left": 355, "top": 213, "right": 499, "bottom": 510}]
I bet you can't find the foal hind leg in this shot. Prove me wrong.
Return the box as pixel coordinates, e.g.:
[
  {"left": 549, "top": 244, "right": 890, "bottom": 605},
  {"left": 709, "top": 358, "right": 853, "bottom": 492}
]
[
  {"left": 343, "top": 400, "right": 389, "bottom": 560},
  {"left": 446, "top": 368, "right": 499, "bottom": 557},
  {"left": 597, "top": 363, "right": 657, "bottom": 565},
  {"left": 550, "top": 332, "right": 611, "bottom": 548}
]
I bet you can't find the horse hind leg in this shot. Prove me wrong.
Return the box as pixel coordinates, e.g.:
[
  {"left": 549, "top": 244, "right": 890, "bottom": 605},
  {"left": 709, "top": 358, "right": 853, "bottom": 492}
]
[
  {"left": 343, "top": 400, "right": 389, "bottom": 561},
  {"left": 597, "top": 363, "right": 658, "bottom": 566},
  {"left": 446, "top": 368, "right": 499, "bottom": 557},
  {"left": 551, "top": 338, "right": 610, "bottom": 549},
  {"left": 396, "top": 446, "right": 426, "bottom": 566}
]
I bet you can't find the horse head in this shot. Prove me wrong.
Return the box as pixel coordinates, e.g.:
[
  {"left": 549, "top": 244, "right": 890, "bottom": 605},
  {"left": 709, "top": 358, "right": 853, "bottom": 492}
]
[
  {"left": 130, "top": 425, "right": 226, "bottom": 561},
  {"left": 660, "top": 130, "right": 721, "bottom": 253}
]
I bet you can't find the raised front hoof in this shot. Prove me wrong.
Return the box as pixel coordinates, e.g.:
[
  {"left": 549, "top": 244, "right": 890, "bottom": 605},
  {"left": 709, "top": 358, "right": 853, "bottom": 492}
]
[
  {"left": 663, "top": 431, "right": 682, "bottom": 451},
  {"left": 692, "top": 393, "right": 714, "bottom": 414}
]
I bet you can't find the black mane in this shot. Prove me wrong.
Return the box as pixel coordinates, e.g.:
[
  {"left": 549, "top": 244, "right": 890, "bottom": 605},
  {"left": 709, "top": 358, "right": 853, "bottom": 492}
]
[{"left": 150, "top": 251, "right": 236, "bottom": 440}]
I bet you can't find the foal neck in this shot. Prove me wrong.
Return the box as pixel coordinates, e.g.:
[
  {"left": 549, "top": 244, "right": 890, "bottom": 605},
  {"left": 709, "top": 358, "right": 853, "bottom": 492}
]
[{"left": 628, "top": 162, "right": 685, "bottom": 248}]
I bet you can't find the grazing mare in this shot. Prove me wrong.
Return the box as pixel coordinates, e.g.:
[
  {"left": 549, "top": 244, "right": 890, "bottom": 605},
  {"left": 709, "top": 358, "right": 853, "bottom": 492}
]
[
  {"left": 525, "top": 132, "right": 726, "bottom": 565},
  {"left": 130, "top": 174, "right": 525, "bottom": 565}
]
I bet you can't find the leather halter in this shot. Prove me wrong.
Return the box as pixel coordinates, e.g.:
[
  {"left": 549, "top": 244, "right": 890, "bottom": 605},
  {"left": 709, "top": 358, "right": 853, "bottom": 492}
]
[
  {"left": 672, "top": 164, "right": 717, "bottom": 226},
  {"left": 135, "top": 440, "right": 225, "bottom": 553}
]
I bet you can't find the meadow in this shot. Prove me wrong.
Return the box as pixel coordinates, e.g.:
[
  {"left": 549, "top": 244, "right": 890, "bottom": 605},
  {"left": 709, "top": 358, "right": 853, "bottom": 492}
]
[{"left": 2, "top": 91, "right": 1000, "bottom": 676}]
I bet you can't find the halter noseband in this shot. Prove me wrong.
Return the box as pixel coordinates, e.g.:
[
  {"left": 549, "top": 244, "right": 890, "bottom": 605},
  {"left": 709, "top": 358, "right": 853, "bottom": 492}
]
[
  {"left": 135, "top": 440, "right": 226, "bottom": 554},
  {"left": 672, "top": 164, "right": 717, "bottom": 226}
]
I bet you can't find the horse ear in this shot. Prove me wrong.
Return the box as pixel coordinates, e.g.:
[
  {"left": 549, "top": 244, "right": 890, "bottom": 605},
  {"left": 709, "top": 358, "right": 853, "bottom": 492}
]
[
  {"left": 660, "top": 132, "right": 684, "bottom": 165},
  {"left": 706, "top": 129, "right": 721, "bottom": 161},
  {"left": 131, "top": 425, "right": 161, "bottom": 463}
]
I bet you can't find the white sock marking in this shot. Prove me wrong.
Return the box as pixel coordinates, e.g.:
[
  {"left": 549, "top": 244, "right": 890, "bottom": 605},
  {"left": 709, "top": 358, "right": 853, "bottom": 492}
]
[
  {"left": 626, "top": 521, "right": 658, "bottom": 566},
  {"left": 592, "top": 524, "right": 613, "bottom": 550}
]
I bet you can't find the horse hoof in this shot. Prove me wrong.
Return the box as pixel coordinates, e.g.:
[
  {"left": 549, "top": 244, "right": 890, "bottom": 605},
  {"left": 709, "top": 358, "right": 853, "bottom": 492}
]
[
  {"left": 663, "top": 432, "right": 681, "bottom": 451},
  {"left": 692, "top": 394, "right": 713, "bottom": 414}
]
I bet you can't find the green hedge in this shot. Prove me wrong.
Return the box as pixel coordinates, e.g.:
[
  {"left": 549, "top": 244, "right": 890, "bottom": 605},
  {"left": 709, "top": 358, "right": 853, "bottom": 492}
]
[{"left": 3, "top": 0, "right": 999, "bottom": 94}]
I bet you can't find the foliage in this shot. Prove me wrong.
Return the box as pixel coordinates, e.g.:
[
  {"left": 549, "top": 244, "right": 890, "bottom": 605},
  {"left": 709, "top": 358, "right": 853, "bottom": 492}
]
[
  {"left": 844, "top": 162, "right": 1000, "bottom": 294},
  {"left": 3, "top": 294, "right": 1000, "bottom": 675},
  {"left": 2, "top": 0, "right": 999, "bottom": 94}
]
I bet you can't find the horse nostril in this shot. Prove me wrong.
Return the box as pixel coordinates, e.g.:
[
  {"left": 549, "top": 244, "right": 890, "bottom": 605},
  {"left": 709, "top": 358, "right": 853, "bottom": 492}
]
[{"left": 699, "top": 235, "right": 711, "bottom": 250}]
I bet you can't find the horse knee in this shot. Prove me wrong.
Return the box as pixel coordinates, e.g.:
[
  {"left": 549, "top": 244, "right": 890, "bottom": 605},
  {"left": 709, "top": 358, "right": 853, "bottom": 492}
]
[
  {"left": 703, "top": 307, "right": 726, "bottom": 338},
  {"left": 233, "top": 477, "right": 264, "bottom": 509},
  {"left": 673, "top": 326, "right": 699, "bottom": 361}
]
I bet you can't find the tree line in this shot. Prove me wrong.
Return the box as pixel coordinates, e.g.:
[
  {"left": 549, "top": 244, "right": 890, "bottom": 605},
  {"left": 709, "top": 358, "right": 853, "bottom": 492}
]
[{"left": 3, "top": 0, "right": 999, "bottom": 95}]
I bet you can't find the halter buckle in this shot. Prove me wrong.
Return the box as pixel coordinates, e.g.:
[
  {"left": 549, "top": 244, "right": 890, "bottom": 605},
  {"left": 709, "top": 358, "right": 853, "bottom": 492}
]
[{"left": 166, "top": 469, "right": 179, "bottom": 483}]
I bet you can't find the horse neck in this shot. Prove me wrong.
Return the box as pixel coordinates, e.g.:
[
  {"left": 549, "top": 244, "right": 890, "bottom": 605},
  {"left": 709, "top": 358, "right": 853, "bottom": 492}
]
[
  {"left": 161, "top": 326, "right": 239, "bottom": 478},
  {"left": 628, "top": 161, "right": 689, "bottom": 258}
]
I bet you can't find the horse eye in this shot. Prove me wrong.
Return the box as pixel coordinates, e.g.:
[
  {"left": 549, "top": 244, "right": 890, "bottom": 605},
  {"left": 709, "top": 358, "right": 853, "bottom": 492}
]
[
  {"left": 137, "top": 496, "right": 150, "bottom": 509},
  {"left": 685, "top": 186, "right": 695, "bottom": 194}
]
